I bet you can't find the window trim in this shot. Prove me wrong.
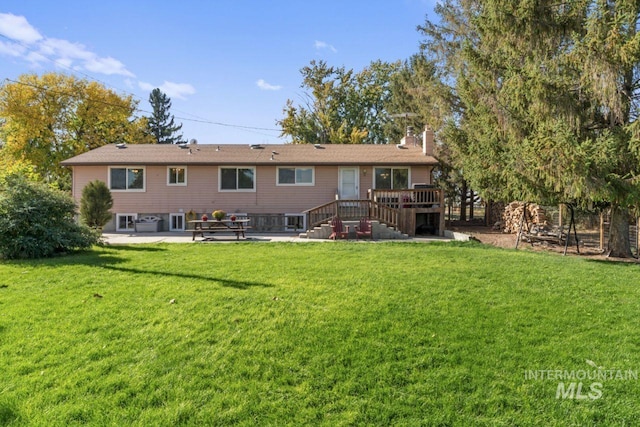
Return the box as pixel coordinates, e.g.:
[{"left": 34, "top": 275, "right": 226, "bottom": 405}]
[
  {"left": 169, "top": 213, "right": 186, "bottom": 231},
  {"left": 218, "top": 166, "right": 256, "bottom": 192},
  {"left": 167, "top": 166, "right": 188, "bottom": 186},
  {"left": 276, "top": 166, "right": 315, "bottom": 186},
  {"left": 116, "top": 213, "right": 137, "bottom": 231},
  {"left": 109, "top": 166, "right": 146, "bottom": 192},
  {"left": 284, "top": 213, "right": 306, "bottom": 231},
  {"left": 373, "top": 167, "right": 411, "bottom": 190}
]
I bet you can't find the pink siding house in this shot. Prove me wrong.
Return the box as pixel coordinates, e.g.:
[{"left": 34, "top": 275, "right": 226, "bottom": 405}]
[{"left": 62, "top": 128, "right": 442, "bottom": 235}]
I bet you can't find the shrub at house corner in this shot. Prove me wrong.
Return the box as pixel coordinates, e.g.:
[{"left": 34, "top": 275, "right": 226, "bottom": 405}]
[
  {"left": 80, "top": 180, "right": 113, "bottom": 228},
  {"left": 0, "top": 175, "right": 100, "bottom": 259}
]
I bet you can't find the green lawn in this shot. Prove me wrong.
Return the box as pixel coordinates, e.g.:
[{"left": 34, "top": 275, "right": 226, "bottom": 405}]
[{"left": 1, "top": 241, "right": 640, "bottom": 426}]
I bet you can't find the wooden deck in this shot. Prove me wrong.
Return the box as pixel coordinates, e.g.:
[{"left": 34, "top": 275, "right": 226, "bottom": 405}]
[{"left": 303, "top": 188, "right": 445, "bottom": 237}]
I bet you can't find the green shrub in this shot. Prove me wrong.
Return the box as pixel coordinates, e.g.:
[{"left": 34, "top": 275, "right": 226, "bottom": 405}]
[
  {"left": 0, "top": 175, "right": 100, "bottom": 259},
  {"left": 80, "top": 180, "right": 113, "bottom": 228}
]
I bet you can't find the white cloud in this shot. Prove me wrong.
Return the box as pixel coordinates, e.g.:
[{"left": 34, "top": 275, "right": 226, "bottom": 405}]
[
  {"left": 0, "top": 39, "right": 25, "bottom": 57},
  {"left": 138, "top": 81, "right": 155, "bottom": 92},
  {"left": 256, "top": 79, "right": 282, "bottom": 91},
  {"left": 37, "top": 38, "right": 93, "bottom": 61},
  {"left": 314, "top": 40, "right": 337, "bottom": 53},
  {"left": 1, "top": 12, "right": 194, "bottom": 97},
  {"left": 84, "top": 56, "right": 133, "bottom": 76},
  {"left": 123, "top": 78, "right": 136, "bottom": 89},
  {"left": 0, "top": 13, "right": 134, "bottom": 77},
  {"left": 138, "top": 81, "right": 196, "bottom": 100},
  {"left": 28, "top": 37, "right": 135, "bottom": 77},
  {"left": 0, "top": 13, "right": 42, "bottom": 44}
]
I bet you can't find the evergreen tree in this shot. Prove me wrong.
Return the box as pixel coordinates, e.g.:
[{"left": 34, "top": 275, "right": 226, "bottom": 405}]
[
  {"left": 419, "top": 0, "right": 640, "bottom": 257},
  {"left": 147, "top": 88, "right": 185, "bottom": 144},
  {"left": 80, "top": 180, "right": 113, "bottom": 228}
]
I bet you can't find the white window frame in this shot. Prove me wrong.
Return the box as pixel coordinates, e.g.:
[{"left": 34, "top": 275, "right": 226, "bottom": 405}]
[
  {"left": 109, "top": 166, "right": 146, "bottom": 192},
  {"left": 219, "top": 166, "right": 256, "bottom": 192},
  {"left": 276, "top": 166, "right": 315, "bottom": 186},
  {"left": 373, "top": 167, "right": 411, "bottom": 190},
  {"left": 169, "top": 213, "right": 186, "bottom": 231},
  {"left": 167, "top": 166, "right": 187, "bottom": 186},
  {"left": 116, "top": 213, "right": 137, "bottom": 232},
  {"left": 284, "top": 213, "right": 306, "bottom": 231}
]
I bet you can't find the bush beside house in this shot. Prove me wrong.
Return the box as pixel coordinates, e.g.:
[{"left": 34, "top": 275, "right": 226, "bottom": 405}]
[
  {"left": 80, "top": 180, "right": 113, "bottom": 229},
  {"left": 0, "top": 175, "right": 100, "bottom": 259}
]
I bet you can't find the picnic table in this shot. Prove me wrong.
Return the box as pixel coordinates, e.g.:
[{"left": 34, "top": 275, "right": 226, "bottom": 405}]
[{"left": 189, "top": 219, "right": 251, "bottom": 241}]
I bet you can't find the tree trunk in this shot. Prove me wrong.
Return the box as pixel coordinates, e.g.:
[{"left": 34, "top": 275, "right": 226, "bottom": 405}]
[
  {"left": 608, "top": 205, "right": 632, "bottom": 258},
  {"left": 469, "top": 188, "right": 474, "bottom": 220},
  {"left": 459, "top": 180, "right": 467, "bottom": 222}
]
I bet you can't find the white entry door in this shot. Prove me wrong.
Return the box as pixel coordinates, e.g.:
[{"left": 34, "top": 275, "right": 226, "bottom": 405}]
[{"left": 339, "top": 167, "right": 359, "bottom": 199}]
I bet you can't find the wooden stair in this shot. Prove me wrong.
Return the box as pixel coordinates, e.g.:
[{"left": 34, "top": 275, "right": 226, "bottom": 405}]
[{"left": 299, "top": 220, "right": 409, "bottom": 240}]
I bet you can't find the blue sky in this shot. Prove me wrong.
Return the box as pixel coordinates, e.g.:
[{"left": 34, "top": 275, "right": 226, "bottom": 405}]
[{"left": 0, "top": 1, "right": 436, "bottom": 144}]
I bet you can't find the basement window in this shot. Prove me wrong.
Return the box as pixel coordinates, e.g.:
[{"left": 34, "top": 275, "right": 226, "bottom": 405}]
[
  {"left": 169, "top": 213, "right": 185, "bottom": 231},
  {"left": 285, "top": 214, "right": 306, "bottom": 231},
  {"left": 116, "top": 213, "right": 137, "bottom": 231}
]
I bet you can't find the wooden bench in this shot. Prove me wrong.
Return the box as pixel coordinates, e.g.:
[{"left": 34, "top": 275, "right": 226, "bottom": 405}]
[
  {"left": 189, "top": 219, "right": 252, "bottom": 241},
  {"left": 192, "top": 226, "right": 252, "bottom": 241}
]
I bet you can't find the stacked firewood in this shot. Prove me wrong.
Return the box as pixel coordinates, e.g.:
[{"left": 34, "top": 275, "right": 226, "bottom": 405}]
[
  {"left": 487, "top": 201, "right": 505, "bottom": 229},
  {"left": 502, "top": 202, "right": 548, "bottom": 234}
]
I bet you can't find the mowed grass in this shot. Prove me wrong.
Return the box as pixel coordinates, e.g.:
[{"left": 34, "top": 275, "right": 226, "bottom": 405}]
[{"left": 1, "top": 241, "right": 640, "bottom": 426}]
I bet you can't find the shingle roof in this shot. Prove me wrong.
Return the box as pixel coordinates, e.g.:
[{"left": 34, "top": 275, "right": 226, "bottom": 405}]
[{"left": 61, "top": 143, "right": 438, "bottom": 166}]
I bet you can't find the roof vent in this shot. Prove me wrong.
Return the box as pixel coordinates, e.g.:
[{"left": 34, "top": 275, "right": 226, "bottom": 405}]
[
  {"left": 116, "top": 143, "right": 127, "bottom": 149},
  {"left": 250, "top": 144, "right": 264, "bottom": 149},
  {"left": 313, "top": 144, "right": 325, "bottom": 149},
  {"left": 396, "top": 144, "right": 407, "bottom": 149},
  {"left": 178, "top": 143, "right": 188, "bottom": 149},
  {"left": 189, "top": 139, "right": 198, "bottom": 145}
]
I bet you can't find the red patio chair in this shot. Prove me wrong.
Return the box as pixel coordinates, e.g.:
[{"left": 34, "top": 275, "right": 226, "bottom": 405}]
[
  {"left": 329, "top": 217, "right": 349, "bottom": 240},
  {"left": 355, "top": 218, "right": 373, "bottom": 240}
]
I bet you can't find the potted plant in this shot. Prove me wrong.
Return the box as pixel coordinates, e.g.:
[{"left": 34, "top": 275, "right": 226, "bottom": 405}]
[
  {"left": 230, "top": 214, "right": 237, "bottom": 222},
  {"left": 201, "top": 214, "right": 208, "bottom": 221},
  {"left": 212, "top": 210, "right": 226, "bottom": 221}
]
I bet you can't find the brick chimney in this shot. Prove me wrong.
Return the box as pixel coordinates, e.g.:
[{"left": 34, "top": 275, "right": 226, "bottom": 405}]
[{"left": 422, "top": 125, "right": 434, "bottom": 156}]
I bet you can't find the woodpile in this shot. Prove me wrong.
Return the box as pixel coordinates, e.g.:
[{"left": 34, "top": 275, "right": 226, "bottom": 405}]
[
  {"left": 486, "top": 201, "right": 505, "bottom": 229},
  {"left": 501, "top": 202, "right": 548, "bottom": 234}
]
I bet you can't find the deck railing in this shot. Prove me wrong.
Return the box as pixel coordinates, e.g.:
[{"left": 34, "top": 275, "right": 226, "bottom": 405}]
[
  {"left": 370, "top": 203, "right": 399, "bottom": 229},
  {"left": 369, "top": 188, "right": 443, "bottom": 209},
  {"left": 303, "top": 187, "right": 444, "bottom": 235},
  {"left": 304, "top": 200, "right": 372, "bottom": 228}
]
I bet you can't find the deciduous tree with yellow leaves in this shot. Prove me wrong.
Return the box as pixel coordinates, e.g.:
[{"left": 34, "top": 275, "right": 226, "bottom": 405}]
[{"left": 0, "top": 73, "right": 153, "bottom": 189}]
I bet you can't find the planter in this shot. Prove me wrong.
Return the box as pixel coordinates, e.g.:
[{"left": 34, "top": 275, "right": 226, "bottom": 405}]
[
  {"left": 135, "top": 216, "right": 163, "bottom": 232},
  {"left": 212, "top": 210, "right": 226, "bottom": 221}
]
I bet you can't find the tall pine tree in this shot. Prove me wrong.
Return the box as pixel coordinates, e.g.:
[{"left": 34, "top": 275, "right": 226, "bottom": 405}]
[
  {"left": 147, "top": 88, "right": 184, "bottom": 144},
  {"left": 419, "top": 0, "right": 640, "bottom": 257}
]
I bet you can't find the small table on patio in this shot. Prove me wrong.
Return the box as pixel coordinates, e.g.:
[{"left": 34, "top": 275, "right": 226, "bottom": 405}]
[{"left": 189, "top": 219, "right": 251, "bottom": 241}]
